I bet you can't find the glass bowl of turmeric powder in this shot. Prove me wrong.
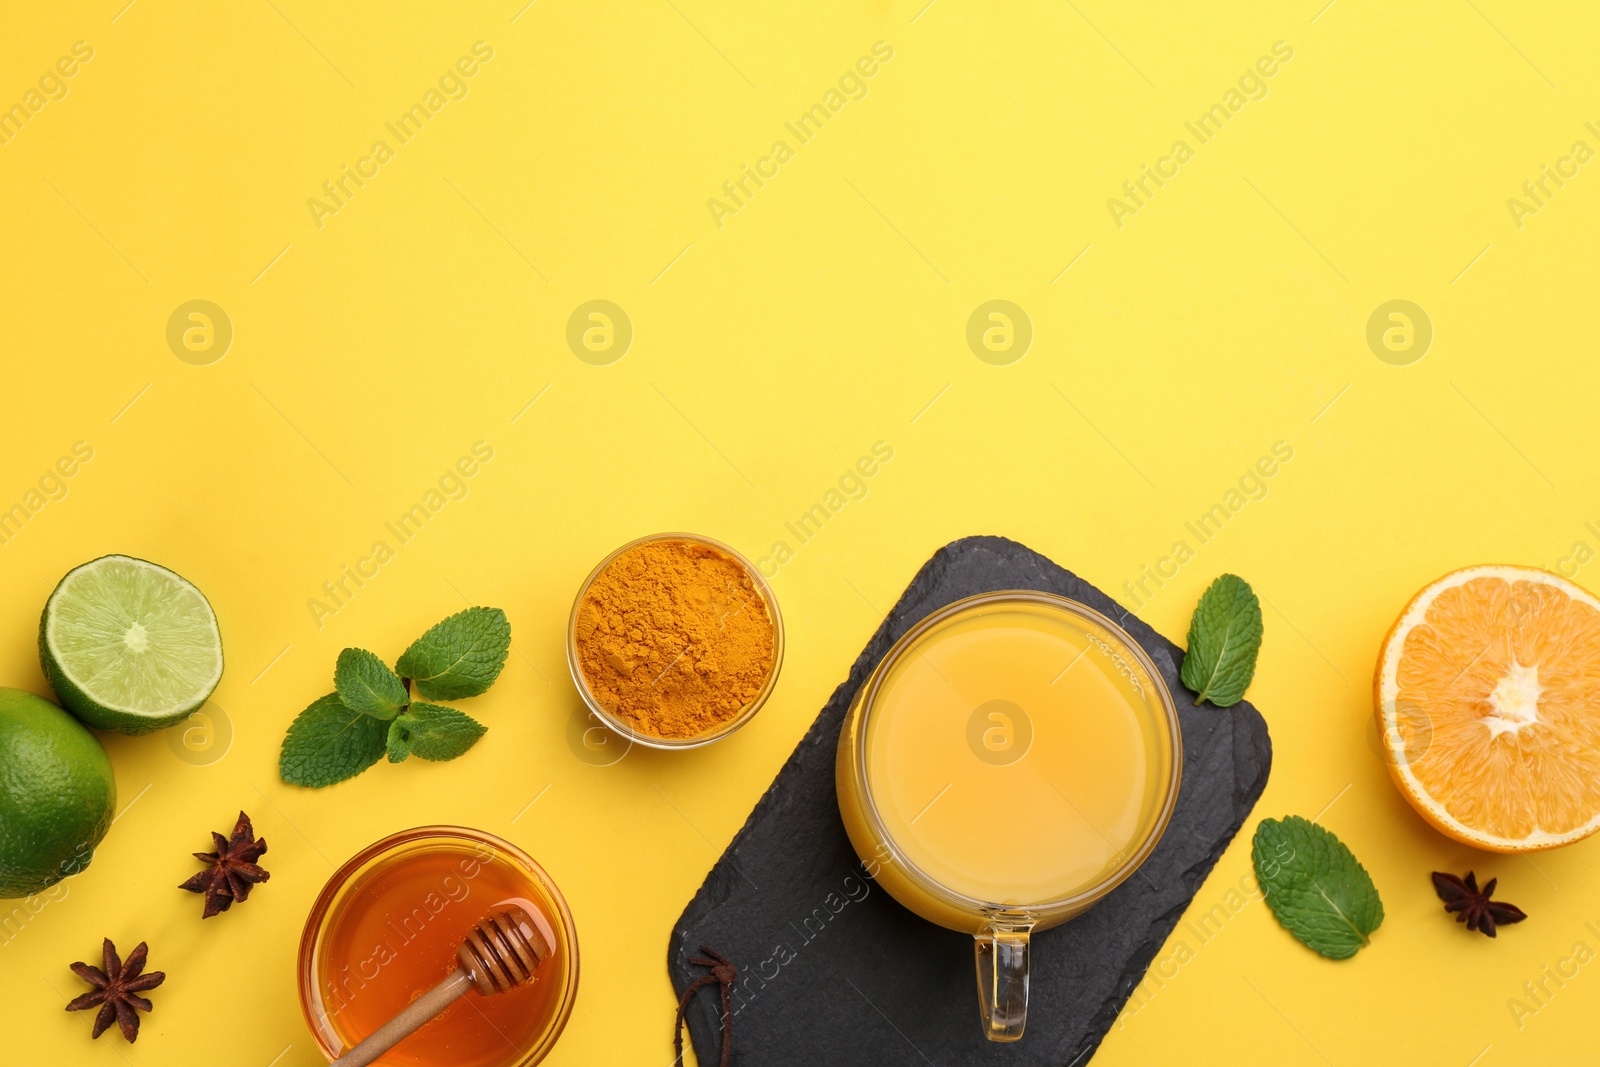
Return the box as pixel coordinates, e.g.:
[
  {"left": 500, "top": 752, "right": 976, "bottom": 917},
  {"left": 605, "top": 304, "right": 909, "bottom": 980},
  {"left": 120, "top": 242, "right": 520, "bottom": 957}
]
[{"left": 566, "top": 533, "right": 784, "bottom": 750}]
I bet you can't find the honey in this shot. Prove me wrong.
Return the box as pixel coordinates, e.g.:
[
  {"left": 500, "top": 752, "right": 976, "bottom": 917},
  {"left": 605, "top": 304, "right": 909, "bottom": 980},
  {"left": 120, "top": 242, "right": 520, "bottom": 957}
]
[{"left": 300, "top": 829, "right": 578, "bottom": 1067}]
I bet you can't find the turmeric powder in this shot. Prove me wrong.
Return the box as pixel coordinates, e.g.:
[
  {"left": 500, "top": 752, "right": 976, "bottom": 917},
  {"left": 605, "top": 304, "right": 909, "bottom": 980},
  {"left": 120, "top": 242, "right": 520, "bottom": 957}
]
[{"left": 574, "top": 538, "right": 777, "bottom": 739}]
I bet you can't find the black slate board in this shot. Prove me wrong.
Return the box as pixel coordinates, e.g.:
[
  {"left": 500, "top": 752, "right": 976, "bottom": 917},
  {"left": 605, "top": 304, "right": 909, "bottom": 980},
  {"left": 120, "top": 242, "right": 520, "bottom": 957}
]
[{"left": 669, "top": 535, "right": 1273, "bottom": 1066}]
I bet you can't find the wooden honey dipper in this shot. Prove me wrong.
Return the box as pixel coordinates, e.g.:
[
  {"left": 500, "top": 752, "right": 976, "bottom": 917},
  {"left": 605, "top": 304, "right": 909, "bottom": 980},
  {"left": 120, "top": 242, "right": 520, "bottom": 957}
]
[{"left": 331, "top": 906, "right": 552, "bottom": 1067}]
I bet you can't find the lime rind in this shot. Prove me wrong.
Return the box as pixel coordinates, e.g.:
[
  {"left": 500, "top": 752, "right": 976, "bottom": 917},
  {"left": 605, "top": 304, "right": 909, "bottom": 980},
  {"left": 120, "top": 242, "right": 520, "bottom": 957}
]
[{"left": 41, "top": 555, "right": 222, "bottom": 735}]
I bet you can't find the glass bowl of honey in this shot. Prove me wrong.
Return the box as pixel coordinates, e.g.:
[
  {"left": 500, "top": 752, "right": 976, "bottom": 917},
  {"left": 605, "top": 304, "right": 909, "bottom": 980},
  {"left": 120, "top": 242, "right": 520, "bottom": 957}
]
[{"left": 297, "top": 826, "right": 579, "bottom": 1067}]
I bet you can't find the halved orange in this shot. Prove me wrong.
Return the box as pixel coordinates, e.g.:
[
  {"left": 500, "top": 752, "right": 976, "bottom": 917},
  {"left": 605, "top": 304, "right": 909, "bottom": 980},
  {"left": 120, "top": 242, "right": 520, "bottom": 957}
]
[{"left": 1374, "top": 565, "right": 1600, "bottom": 852}]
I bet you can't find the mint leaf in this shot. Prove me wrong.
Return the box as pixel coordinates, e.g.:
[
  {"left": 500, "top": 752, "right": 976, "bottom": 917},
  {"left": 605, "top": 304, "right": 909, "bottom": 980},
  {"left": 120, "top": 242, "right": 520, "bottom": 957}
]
[
  {"left": 1180, "top": 573, "right": 1263, "bottom": 707},
  {"left": 395, "top": 607, "right": 510, "bottom": 701},
  {"left": 1253, "top": 816, "right": 1384, "bottom": 959},
  {"left": 386, "top": 718, "right": 412, "bottom": 763},
  {"left": 392, "top": 702, "right": 487, "bottom": 762},
  {"left": 335, "top": 648, "right": 409, "bottom": 719},
  {"left": 279, "top": 693, "right": 389, "bottom": 788}
]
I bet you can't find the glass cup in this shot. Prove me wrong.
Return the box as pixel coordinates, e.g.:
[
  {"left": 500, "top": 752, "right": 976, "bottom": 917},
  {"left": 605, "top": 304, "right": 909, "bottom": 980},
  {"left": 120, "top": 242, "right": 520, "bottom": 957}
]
[
  {"left": 298, "top": 826, "right": 580, "bottom": 1066},
  {"left": 566, "top": 532, "right": 784, "bottom": 750},
  {"left": 835, "top": 591, "right": 1182, "bottom": 1042}
]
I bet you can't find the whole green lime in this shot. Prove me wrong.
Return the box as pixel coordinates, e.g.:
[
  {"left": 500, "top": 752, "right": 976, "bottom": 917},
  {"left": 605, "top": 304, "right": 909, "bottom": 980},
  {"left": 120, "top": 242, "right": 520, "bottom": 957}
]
[{"left": 0, "top": 687, "right": 116, "bottom": 898}]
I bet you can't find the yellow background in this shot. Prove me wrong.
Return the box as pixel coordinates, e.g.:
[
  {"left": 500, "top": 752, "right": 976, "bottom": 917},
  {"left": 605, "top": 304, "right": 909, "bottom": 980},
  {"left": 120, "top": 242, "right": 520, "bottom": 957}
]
[{"left": 2, "top": 1, "right": 1597, "bottom": 1064}]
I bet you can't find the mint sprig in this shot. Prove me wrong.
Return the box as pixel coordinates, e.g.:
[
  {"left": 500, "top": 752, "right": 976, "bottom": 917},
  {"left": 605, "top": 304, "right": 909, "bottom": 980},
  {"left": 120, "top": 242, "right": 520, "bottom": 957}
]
[
  {"left": 1253, "top": 816, "right": 1384, "bottom": 959},
  {"left": 279, "top": 608, "right": 510, "bottom": 788},
  {"left": 1179, "top": 573, "right": 1263, "bottom": 707}
]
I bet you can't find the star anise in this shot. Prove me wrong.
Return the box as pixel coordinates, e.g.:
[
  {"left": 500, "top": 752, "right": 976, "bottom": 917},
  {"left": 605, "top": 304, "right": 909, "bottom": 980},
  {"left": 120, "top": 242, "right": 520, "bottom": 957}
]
[
  {"left": 178, "top": 810, "right": 270, "bottom": 918},
  {"left": 1432, "top": 870, "right": 1527, "bottom": 937},
  {"left": 65, "top": 938, "right": 165, "bottom": 1041}
]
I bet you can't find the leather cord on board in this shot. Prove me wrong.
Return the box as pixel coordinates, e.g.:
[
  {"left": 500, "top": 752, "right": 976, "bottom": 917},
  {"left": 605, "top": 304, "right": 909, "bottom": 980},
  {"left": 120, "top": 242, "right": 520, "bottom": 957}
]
[{"left": 674, "top": 945, "right": 736, "bottom": 1067}]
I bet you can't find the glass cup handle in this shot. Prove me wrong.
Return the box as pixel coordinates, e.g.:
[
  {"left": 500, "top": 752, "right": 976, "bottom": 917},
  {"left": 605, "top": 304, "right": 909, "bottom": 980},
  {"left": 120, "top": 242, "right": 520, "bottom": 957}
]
[{"left": 974, "top": 919, "right": 1033, "bottom": 1042}]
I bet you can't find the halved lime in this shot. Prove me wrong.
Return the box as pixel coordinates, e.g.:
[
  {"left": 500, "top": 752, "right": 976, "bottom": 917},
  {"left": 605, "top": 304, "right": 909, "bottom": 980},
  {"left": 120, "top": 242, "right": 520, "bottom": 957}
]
[{"left": 40, "top": 555, "right": 223, "bottom": 735}]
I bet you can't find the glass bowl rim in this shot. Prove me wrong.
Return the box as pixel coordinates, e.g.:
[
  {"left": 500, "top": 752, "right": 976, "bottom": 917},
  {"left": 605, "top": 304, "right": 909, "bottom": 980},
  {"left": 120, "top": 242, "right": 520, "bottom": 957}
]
[{"left": 565, "top": 531, "right": 785, "bottom": 751}]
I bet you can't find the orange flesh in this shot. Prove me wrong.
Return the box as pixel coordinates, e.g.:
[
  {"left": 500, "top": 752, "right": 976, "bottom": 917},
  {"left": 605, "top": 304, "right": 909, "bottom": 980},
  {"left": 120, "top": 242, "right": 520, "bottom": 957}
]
[{"left": 1396, "top": 576, "right": 1600, "bottom": 841}]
